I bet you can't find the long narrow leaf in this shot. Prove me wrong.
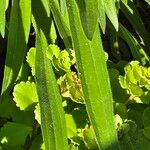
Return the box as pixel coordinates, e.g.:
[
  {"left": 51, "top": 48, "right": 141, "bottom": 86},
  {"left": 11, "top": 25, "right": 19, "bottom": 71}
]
[
  {"left": 120, "top": 0, "right": 150, "bottom": 53},
  {"left": 33, "top": 0, "right": 68, "bottom": 149},
  {"left": 0, "top": 0, "right": 7, "bottom": 37},
  {"left": 145, "top": 0, "right": 150, "bottom": 5},
  {"left": 47, "top": 0, "right": 71, "bottom": 48},
  {"left": 98, "top": 0, "right": 106, "bottom": 33},
  {"left": 118, "top": 24, "right": 150, "bottom": 65},
  {"left": 60, "top": 0, "right": 70, "bottom": 30},
  {"left": 1, "top": 0, "right": 31, "bottom": 96},
  {"left": 31, "top": 0, "right": 52, "bottom": 42},
  {"left": 75, "top": 0, "right": 99, "bottom": 40},
  {"left": 66, "top": 0, "right": 120, "bottom": 149},
  {"left": 105, "top": 0, "right": 118, "bottom": 31},
  {"left": 35, "top": 29, "right": 68, "bottom": 150}
]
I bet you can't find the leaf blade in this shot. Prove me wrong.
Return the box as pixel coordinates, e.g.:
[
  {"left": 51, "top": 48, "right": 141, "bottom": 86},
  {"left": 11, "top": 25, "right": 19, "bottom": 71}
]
[
  {"left": 33, "top": 0, "right": 68, "bottom": 149},
  {"left": 66, "top": 0, "right": 120, "bottom": 149},
  {"left": 105, "top": 0, "right": 118, "bottom": 31},
  {"left": 47, "top": 0, "right": 71, "bottom": 48},
  {"left": 35, "top": 29, "right": 68, "bottom": 150},
  {"left": 1, "top": 0, "right": 31, "bottom": 96},
  {"left": 0, "top": 0, "right": 7, "bottom": 37}
]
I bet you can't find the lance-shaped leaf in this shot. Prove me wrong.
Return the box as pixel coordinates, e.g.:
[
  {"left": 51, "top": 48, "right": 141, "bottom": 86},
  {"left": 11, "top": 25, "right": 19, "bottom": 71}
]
[
  {"left": 60, "top": 0, "right": 70, "bottom": 32},
  {"left": 118, "top": 24, "right": 150, "bottom": 65},
  {"left": 105, "top": 0, "right": 118, "bottom": 31},
  {"left": 35, "top": 29, "right": 68, "bottom": 150},
  {"left": 98, "top": 0, "right": 106, "bottom": 33},
  {"left": 33, "top": 1, "right": 68, "bottom": 149},
  {"left": 75, "top": 0, "right": 99, "bottom": 40},
  {"left": 47, "top": 0, "right": 71, "bottom": 48},
  {"left": 0, "top": 0, "right": 8, "bottom": 37},
  {"left": 145, "top": 0, "right": 150, "bottom": 6},
  {"left": 66, "top": 0, "right": 120, "bottom": 149},
  {"left": 1, "top": 0, "right": 31, "bottom": 96},
  {"left": 120, "top": 0, "right": 150, "bottom": 53}
]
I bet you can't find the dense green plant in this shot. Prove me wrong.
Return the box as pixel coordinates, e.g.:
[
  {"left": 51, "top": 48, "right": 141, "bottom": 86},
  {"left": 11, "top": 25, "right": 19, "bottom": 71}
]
[{"left": 0, "top": 0, "right": 150, "bottom": 150}]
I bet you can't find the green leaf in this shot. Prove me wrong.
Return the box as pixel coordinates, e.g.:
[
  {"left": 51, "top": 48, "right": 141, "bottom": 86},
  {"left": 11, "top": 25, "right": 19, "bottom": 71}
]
[
  {"left": 11, "top": 108, "right": 35, "bottom": 126},
  {"left": 31, "top": 0, "right": 53, "bottom": 42},
  {"left": 143, "top": 106, "right": 150, "bottom": 127},
  {"left": 13, "top": 81, "right": 38, "bottom": 111},
  {"left": 114, "top": 103, "right": 127, "bottom": 119},
  {"left": 83, "top": 126, "right": 99, "bottom": 149},
  {"left": 75, "top": 0, "right": 99, "bottom": 40},
  {"left": 0, "top": 122, "right": 32, "bottom": 149},
  {"left": 71, "top": 136, "right": 87, "bottom": 149},
  {"left": 129, "top": 83, "right": 143, "bottom": 97},
  {"left": 30, "top": 134, "right": 45, "bottom": 150},
  {"left": 27, "top": 44, "right": 75, "bottom": 76},
  {"left": 119, "top": 135, "right": 134, "bottom": 150},
  {"left": 0, "top": 96, "right": 16, "bottom": 118},
  {"left": 128, "top": 104, "right": 147, "bottom": 129},
  {"left": 126, "top": 120, "right": 137, "bottom": 137},
  {"left": 48, "top": 45, "right": 75, "bottom": 73},
  {"left": 109, "top": 68, "right": 129, "bottom": 103},
  {"left": 35, "top": 29, "right": 68, "bottom": 149},
  {"left": 118, "top": 121, "right": 137, "bottom": 149},
  {"left": 105, "top": 0, "right": 118, "bottom": 31},
  {"left": 116, "top": 61, "right": 128, "bottom": 74},
  {"left": 34, "top": 103, "right": 41, "bottom": 124},
  {"left": 72, "top": 107, "right": 89, "bottom": 129},
  {"left": 60, "top": 0, "right": 71, "bottom": 33},
  {"left": 26, "top": 48, "right": 36, "bottom": 76},
  {"left": 68, "top": 144, "right": 78, "bottom": 150},
  {"left": 34, "top": 105, "right": 78, "bottom": 139},
  {"left": 118, "top": 24, "right": 149, "bottom": 65},
  {"left": 16, "top": 63, "right": 30, "bottom": 83},
  {"left": 57, "top": 72, "right": 84, "bottom": 103},
  {"left": 42, "top": 0, "right": 50, "bottom": 17},
  {"left": 0, "top": 96, "right": 34, "bottom": 126},
  {"left": 0, "top": 0, "right": 7, "bottom": 37},
  {"left": 140, "top": 92, "right": 150, "bottom": 104},
  {"left": 98, "top": 0, "right": 106, "bottom": 33},
  {"left": 1, "top": 0, "right": 31, "bottom": 96},
  {"left": 49, "top": 21, "right": 57, "bottom": 43},
  {"left": 132, "top": 129, "right": 150, "bottom": 149},
  {"left": 119, "top": 76, "right": 129, "bottom": 89},
  {"left": 120, "top": 0, "right": 150, "bottom": 52},
  {"left": 143, "top": 127, "right": 150, "bottom": 140},
  {"left": 47, "top": 0, "right": 71, "bottom": 48},
  {"left": 57, "top": 51, "right": 71, "bottom": 71},
  {"left": 110, "top": 33, "right": 120, "bottom": 60},
  {"left": 145, "top": 0, "right": 150, "bottom": 5},
  {"left": 65, "top": 114, "right": 77, "bottom": 138},
  {"left": 33, "top": 1, "right": 69, "bottom": 147},
  {"left": 126, "top": 70, "right": 137, "bottom": 84},
  {"left": 47, "top": 44, "right": 60, "bottom": 60},
  {"left": 66, "top": 0, "right": 120, "bottom": 149}
]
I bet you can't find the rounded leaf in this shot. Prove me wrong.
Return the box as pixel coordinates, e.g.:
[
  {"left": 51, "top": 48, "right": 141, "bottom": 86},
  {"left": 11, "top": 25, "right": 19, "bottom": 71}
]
[
  {"left": 0, "top": 122, "right": 32, "bottom": 148},
  {"left": 13, "top": 81, "right": 38, "bottom": 111},
  {"left": 26, "top": 47, "right": 36, "bottom": 76}
]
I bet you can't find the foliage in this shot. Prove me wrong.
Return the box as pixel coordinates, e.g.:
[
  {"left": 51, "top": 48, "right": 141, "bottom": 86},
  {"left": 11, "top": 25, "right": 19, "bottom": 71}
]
[{"left": 0, "top": 0, "right": 150, "bottom": 149}]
